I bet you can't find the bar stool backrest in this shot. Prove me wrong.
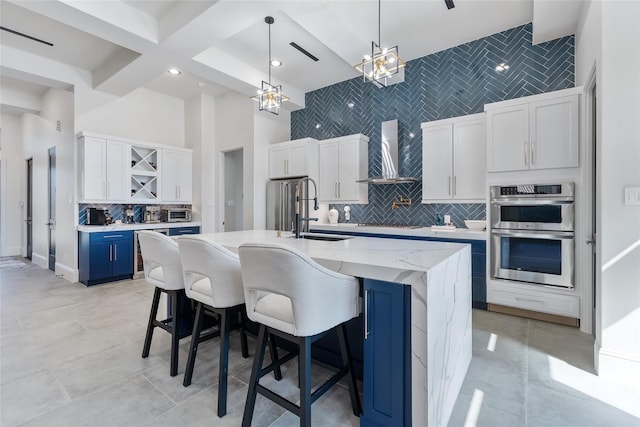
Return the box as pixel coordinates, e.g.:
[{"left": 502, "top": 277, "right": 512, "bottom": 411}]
[{"left": 137, "top": 230, "right": 184, "bottom": 290}]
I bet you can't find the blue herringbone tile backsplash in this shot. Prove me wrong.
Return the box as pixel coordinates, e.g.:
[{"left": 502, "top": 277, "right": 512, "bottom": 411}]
[{"left": 291, "top": 23, "right": 574, "bottom": 227}]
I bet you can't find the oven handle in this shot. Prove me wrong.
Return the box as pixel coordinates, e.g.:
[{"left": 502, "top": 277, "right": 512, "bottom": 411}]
[
  {"left": 491, "top": 198, "right": 574, "bottom": 205},
  {"left": 491, "top": 229, "right": 574, "bottom": 239}
]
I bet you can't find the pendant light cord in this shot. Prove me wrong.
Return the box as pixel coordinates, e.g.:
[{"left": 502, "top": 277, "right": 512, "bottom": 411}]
[
  {"left": 268, "top": 19, "right": 272, "bottom": 84},
  {"left": 378, "top": 0, "right": 381, "bottom": 47}
]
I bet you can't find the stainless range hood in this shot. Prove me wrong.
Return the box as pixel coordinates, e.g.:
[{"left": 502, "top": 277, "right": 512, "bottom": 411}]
[{"left": 358, "top": 119, "right": 419, "bottom": 184}]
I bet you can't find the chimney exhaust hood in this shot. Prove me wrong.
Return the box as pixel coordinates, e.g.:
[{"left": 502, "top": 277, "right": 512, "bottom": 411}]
[{"left": 358, "top": 119, "right": 419, "bottom": 184}]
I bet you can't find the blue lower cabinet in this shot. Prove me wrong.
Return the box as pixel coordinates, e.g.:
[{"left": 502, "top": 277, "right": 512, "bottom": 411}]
[
  {"left": 361, "top": 279, "right": 411, "bottom": 427},
  {"left": 79, "top": 231, "right": 134, "bottom": 286},
  {"left": 168, "top": 226, "right": 200, "bottom": 236}
]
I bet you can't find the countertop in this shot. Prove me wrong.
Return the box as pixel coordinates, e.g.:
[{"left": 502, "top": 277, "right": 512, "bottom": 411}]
[
  {"left": 77, "top": 222, "right": 201, "bottom": 232},
  {"left": 198, "top": 229, "right": 469, "bottom": 287},
  {"left": 310, "top": 223, "right": 487, "bottom": 241}
]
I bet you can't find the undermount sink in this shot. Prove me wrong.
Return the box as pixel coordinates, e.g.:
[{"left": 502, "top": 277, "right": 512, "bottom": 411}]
[{"left": 298, "top": 234, "right": 352, "bottom": 242}]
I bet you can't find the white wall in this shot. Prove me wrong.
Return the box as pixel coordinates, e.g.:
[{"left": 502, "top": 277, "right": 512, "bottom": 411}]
[
  {"left": 215, "top": 92, "right": 254, "bottom": 230},
  {"left": 0, "top": 114, "right": 25, "bottom": 256},
  {"left": 252, "top": 110, "right": 291, "bottom": 229},
  {"left": 576, "top": 0, "right": 640, "bottom": 383},
  {"left": 76, "top": 87, "right": 185, "bottom": 147}
]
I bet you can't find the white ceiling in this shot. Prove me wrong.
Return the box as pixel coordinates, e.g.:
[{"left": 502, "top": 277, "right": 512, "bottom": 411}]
[{"left": 0, "top": 0, "right": 585, "bottom": 115}]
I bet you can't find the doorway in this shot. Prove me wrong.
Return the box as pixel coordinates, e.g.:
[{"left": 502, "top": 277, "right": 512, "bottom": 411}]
[
  {"left": 26, "top": 158, "right": 33, "bottom": 259},
  {"left": 48, "top": 147, "right": 56, "bottom": 271},
  {"left": 223, "top": 149, "right": 244, "bottom": 231}
]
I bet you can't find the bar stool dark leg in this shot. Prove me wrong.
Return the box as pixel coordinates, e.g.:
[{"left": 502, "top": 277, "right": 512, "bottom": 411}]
[
  {"left": 268, "top": 334, "right": 283, "bottom": 381},
  {"left": 299, "top": 337, "right": 312, "bottom": 427},
  {"left": 170, "top": 290, "right": 180, "bottom": 377},
  {"left": 242, "top": 324, "right": 269, "bottom": 427},
  {"left": 218, "top": 308, "right": 231, "bottom": 417},
  {"left": 338, "top": 323, "right": 362, "bottom": 415},
  {"left": 142, "top": 287, "right": 161, "bottom": 358},
  {"left": 239, "top": 308, "right": 249, "bottom": 358},
  {"left": 183, "top": 302, "right": 204, "bottom": 386}
]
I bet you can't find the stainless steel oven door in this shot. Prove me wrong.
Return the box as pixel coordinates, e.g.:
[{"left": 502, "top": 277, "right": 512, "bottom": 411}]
[
  {"left": 490, "top": 199, "right": 574, "bottom": 231},
  {"left": 490, "top": 229, "right": 574, "bottom": 288}
]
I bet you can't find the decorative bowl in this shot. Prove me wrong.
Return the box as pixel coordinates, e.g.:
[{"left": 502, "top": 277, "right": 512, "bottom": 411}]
[{"left": 464, "top": 220, "right": 486, "bottom": 231}]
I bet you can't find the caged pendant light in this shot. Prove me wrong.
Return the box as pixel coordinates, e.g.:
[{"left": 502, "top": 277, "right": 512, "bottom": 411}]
[
  {"left": 354, "top": 0, "right": 406, "bottom": 87},
  {"left": 252, "top": 16, "right": 289, "bottom": 114}
]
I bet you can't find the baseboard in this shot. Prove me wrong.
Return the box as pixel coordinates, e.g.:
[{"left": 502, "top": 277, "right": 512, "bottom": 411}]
[
  {"left": 0, "top": 246, "right": 22, "bottom": 257},
  {"left": 55, "top": 262, "right": 79, "bottom": 283},
  {"left": 597, "top": 346, "right": 640, "bottom": 385},
  {"left": 488, "top": 303, "right": 580, "bottom": 327},
  {"left": 31, "top": 252, "right": 48, "bottom": 269}
]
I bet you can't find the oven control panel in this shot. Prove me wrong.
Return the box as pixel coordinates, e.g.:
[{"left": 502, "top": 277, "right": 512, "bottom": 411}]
[{"left": 491, "top": 183, "right": 574, "bottom": 198}]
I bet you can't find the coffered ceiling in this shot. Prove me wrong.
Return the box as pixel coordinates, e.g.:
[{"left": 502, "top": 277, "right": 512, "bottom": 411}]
[{"left": 0, "top": 0, "right": 585, "bottom": 115}]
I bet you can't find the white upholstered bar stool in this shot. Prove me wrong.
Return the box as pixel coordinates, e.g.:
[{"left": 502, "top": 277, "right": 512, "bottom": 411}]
[
  {"left": 238, "top": 242, "right": 362, "bottom": 427},
  {"left": 137, "top": 230, "right": 188, "bottom": 377},
  {"left": 177, "top": 235, "right": 250, "bottom": 417}
]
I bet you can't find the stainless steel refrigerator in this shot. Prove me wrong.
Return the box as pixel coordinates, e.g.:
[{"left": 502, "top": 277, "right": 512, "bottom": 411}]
[{"left": 266, "top": 178, "right": 309, "bottom": 233}]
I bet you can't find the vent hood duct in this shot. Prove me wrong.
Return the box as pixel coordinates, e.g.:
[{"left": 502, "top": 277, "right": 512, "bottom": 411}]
[{"left": 358, "top": 119, "right": 419, "bottom": 184}]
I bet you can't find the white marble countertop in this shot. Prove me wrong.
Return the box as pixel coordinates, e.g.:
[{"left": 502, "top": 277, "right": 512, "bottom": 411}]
[
  {"left": 198, "top": 230, "right": 469, "bottom": 287},
  {"left": 77, "top": 222, "right": 201, "bottom": 232},
  {"left": 310, "top": 223, "right": 487, "bottom": 241}
]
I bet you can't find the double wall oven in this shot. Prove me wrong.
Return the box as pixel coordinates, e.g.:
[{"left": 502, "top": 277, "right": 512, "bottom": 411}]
[{"left": 490, "top": 183, "right": 575, "bottom": 289}]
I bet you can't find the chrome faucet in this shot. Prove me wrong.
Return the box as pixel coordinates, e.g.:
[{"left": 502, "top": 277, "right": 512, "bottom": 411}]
[{"left": 295, "top": 177, "right": 319, "bottom": 238}]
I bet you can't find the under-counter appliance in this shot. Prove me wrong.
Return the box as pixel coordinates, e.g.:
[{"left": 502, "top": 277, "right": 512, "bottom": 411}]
[
  {"left": 490, "top": 183, "right": 575, "bottom": 288},
  {"left": 86, "top": 207, "right": 108, "bottom": 225},
  {"left": 133, "top": 228, "right": 169, "bottom": 278},
  {"left": 266, "top": 178, "right": 310, "bottom": 233},
  {"left": 161, "top": 208, "right": 192, "bottom": 223}
]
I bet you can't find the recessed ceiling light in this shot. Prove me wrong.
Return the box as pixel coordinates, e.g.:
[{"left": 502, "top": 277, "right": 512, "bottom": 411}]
[
  {"left": 271, "top": 59, "right": 282, "bottom": 67},
  {"left": 495, "top": 63, "right": 510, "bottom": 73},
  {"left": 168, "top": 68, "right": 181, "bottom": 76}
]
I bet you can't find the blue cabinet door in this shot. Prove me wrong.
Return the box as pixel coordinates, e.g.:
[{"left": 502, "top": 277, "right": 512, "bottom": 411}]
[
  {"left": 88, "top": 240, "right": 112, "bottom": 282},
  {"left": 168, "top": 226, "right": 200, "bottom": 236},
  {"left": 111, "top": 238, "right": 133, "bottom": 277},
  {"left": 361, "top": 279, "right": 411, "bottom": 427}
]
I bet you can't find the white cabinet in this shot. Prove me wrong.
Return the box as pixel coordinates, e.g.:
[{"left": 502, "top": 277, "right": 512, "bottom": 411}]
[
  {"left": 486, "top": 89, "right": 580, "bottom": 172},
  {"left": 79, "top": 136, "right": 127, "bottom": 202},
  {"left": 318, "top": 134, "right": 369, "bottom": 203},
  {"left": 421, "top": 114, "right": 486, "bottom": 202},
  {"left": 162, "top": 149, "right": 192, "bottom": 203},
  {"left": 268, "top": 138, "right": 319, "bottom": 179}
]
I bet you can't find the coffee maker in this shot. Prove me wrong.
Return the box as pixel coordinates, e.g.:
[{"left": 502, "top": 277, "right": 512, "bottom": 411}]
[
  {"left": 125, "top": 205, "right": 135, "bottom": 224},
  {"left": 144, "top": 206, "right": 161, "bottom": 223}
]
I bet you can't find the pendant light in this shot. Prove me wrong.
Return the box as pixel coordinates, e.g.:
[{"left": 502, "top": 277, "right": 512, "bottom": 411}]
[
  {"left": 354, "top": 0, "right": 406, "bottom": 87},
  {"left": 252, "top": 16, "right": 288, "bottom": 114}
]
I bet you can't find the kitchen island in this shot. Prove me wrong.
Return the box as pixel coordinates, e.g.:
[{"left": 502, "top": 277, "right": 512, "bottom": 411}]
[{"left": 196, "top": 230, "right": 472, "bottom": 427}]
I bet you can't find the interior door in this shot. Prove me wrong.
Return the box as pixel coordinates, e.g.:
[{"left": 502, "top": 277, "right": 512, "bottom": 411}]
[
  {"left": 48, "top": 147, "right": 56, "bottom": 271},
  {"left": 26, "top": 158, "right": 33, "bottom": 259}
]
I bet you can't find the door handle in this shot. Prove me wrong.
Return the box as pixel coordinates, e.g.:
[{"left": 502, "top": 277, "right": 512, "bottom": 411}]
[
  {"left": 109, "top": 244, "right": 113, "bottom": 262},
  {"left": 364, "top": 289, "right": 370, "bottom": 339}
]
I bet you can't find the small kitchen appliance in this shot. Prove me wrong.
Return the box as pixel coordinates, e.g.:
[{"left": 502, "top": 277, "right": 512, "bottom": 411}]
[
  {"left": 86, "top": 207, "right": 108, "bottom": 225},
  {"left": 144, "top": 206, "right": 161, "bottom": 223},
  {"left": 125, "top": 206, "right": 135, "bottom": 224},
  {"left": 161, "top": 208, "right": 192, "bottom": 223}
]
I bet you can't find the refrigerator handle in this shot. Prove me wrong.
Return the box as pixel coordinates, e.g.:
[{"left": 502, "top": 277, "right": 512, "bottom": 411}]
[{"left": 282, "top": 182, "right": 288, "bottom": 232}]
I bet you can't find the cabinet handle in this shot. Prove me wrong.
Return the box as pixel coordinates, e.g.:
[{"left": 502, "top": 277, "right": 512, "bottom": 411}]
[
  {"left": 335, "top": 182, "right": 338, "bottom": 198},
  {"left": 453, "top": 176, "right": 457, "bottom": 196},
  {"left": 448, "top": 176, "right": 452, "bottom": 195},
  {"left": 103, "top": 235, "right": 124, "bottom": 238},
  {"left": 338, "top": 182, "right": 341, "bottom": 198},
  {"left": 524, "top": 141, "right": 528, "bottom": 165},
  {"left": 364, "top": 289, "right": 369, "bottom": 339},
  {"left": 176, "top": 187, "right": 178, "bottom": 199},
  {"left": 114, "top": 244, "right": 117, "bottom": 261},
  {"left": 285, "top": 159, "right": 288, "bottom": 175},
  {"left": 531, "top": 141, "right": 536, "bottom": 165},
  {"left": 109, "top": 245, "right": 113, "bottom": 262},
  {"left": 515, "top": 296, "right": 544, "bottom": 304},
  {"left": 107, "top": 181, "right": 110, "bottom": 198},
  {"left": 178, "top": 186, "right": 180, "bottom": 199}
]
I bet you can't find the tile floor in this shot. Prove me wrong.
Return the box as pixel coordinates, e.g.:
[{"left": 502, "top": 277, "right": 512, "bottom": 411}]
[{"left": 1, "top": 257, "right": 639, "bottom": 426}]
